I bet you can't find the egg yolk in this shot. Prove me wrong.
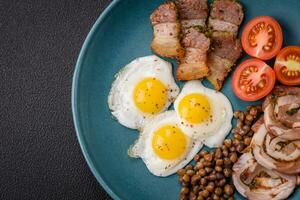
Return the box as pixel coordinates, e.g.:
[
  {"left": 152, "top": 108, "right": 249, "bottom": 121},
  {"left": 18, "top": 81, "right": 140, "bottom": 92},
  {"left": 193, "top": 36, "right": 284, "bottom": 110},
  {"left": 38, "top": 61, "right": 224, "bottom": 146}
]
[
  {"left": 152, "top": 125, "right": 187, "bottom": 160},
  {"left": 133, "top": 77, "right": 167, "bottom": 114},
  {"left": 178, "top": 93, "right": 211, "bottom": 124}
]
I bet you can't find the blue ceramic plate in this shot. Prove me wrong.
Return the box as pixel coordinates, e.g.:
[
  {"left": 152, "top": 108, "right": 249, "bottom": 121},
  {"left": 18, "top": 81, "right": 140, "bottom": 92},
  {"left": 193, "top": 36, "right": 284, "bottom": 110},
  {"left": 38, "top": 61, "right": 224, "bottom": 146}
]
[{"left": 72, "top": 0, "right": 300, "bottom": 199}]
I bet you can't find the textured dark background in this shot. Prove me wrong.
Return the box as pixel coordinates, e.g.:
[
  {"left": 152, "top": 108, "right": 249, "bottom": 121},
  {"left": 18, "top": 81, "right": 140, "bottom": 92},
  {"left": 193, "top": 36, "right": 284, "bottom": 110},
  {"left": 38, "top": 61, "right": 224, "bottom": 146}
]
[{"left": 0, "top": 0, "right": 112, "bottom": 199}]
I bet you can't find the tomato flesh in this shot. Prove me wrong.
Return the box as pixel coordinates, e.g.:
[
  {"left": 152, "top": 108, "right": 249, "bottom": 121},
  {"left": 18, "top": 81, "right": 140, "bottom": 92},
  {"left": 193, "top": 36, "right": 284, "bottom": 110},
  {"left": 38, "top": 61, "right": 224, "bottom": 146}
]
[
  {"left": 275, "top": 46, "right": 300, "bottom": 85},
  {"left": 242, "top": 16, "right": 283, "bottom": 60},
  {"left": 232, "top": 59, "right": 276, "bottom": 101}
]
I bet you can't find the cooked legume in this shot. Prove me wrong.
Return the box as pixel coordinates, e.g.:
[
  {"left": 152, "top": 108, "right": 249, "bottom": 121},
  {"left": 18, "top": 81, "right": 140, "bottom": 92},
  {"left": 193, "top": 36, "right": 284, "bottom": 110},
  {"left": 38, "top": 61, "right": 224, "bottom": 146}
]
[{"left": 177, "top": 106, "right": 262, "bottom": 199}]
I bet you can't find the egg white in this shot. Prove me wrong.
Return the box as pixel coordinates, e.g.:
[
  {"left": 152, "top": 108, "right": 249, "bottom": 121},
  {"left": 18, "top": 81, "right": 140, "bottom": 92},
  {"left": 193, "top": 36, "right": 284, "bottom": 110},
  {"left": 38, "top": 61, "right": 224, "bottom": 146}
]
[
  {"left": 174, "top": 81, "right": 233, "bottom": 147},
  {"left": 108, "top": 55, "right": 179, "bottom": 130},
  {"left": 128, "top": 111, "right": 203, "bottom": 177}
]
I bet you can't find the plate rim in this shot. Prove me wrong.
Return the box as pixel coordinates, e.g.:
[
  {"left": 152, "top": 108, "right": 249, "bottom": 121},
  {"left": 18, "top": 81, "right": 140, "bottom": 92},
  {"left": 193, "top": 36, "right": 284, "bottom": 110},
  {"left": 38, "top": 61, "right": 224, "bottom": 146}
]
[
  {"left": 71, "top": 1, "right": 300, "bottom": 200},
  {"left": 71, "top": 0, "right": 122, "bottom": 199}
]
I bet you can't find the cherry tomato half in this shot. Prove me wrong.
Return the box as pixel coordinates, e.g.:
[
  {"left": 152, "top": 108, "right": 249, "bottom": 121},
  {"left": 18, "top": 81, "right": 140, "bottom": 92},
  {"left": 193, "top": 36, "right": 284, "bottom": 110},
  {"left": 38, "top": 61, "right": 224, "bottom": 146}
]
[
  {"left": 241, "top": 16, "right": 283, "bottom": 60},
  {"left": 274, "top": 46, "right": 300, "bottom": 86},
  {"left": 232, "top": 58, "right": 276, "bottom": 101}
]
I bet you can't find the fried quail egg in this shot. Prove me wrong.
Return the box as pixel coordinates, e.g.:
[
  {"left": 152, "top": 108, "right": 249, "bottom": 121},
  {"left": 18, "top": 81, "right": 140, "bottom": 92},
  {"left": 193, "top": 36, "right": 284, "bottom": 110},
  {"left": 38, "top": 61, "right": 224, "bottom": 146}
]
[
  {"left": 174, "top": 81, "right": 233, "bottom": 147},
  {"left": 129, "top": 111, "right": 203, "bottom": 177},
  {"left": 108, "top": 55, "right": 179, "bottom": 129}
]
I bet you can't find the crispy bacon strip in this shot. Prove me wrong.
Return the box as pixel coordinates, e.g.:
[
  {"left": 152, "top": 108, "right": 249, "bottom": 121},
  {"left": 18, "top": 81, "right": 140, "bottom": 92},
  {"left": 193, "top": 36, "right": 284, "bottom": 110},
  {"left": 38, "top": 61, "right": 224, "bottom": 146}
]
[
  {"left": 208, "top": 0, "right": 244, "bottom": 36},
  {"left": 177, "top": 28, "right": 210, "bottom": 80},
  {"left": 176, "top": 0, "right": 208, "bottom": 31},
  {"left": 150, "top": 2, "right": 184, "bottom": 59},
  {"left": 207, "top": 32, "right": 242, "bottom": 90},
  {"left": 175, "top": 0, "right": 210, "bottom": 80},
  {"left": 206, "top": 0, "right": 243, "bottom": 90}
]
